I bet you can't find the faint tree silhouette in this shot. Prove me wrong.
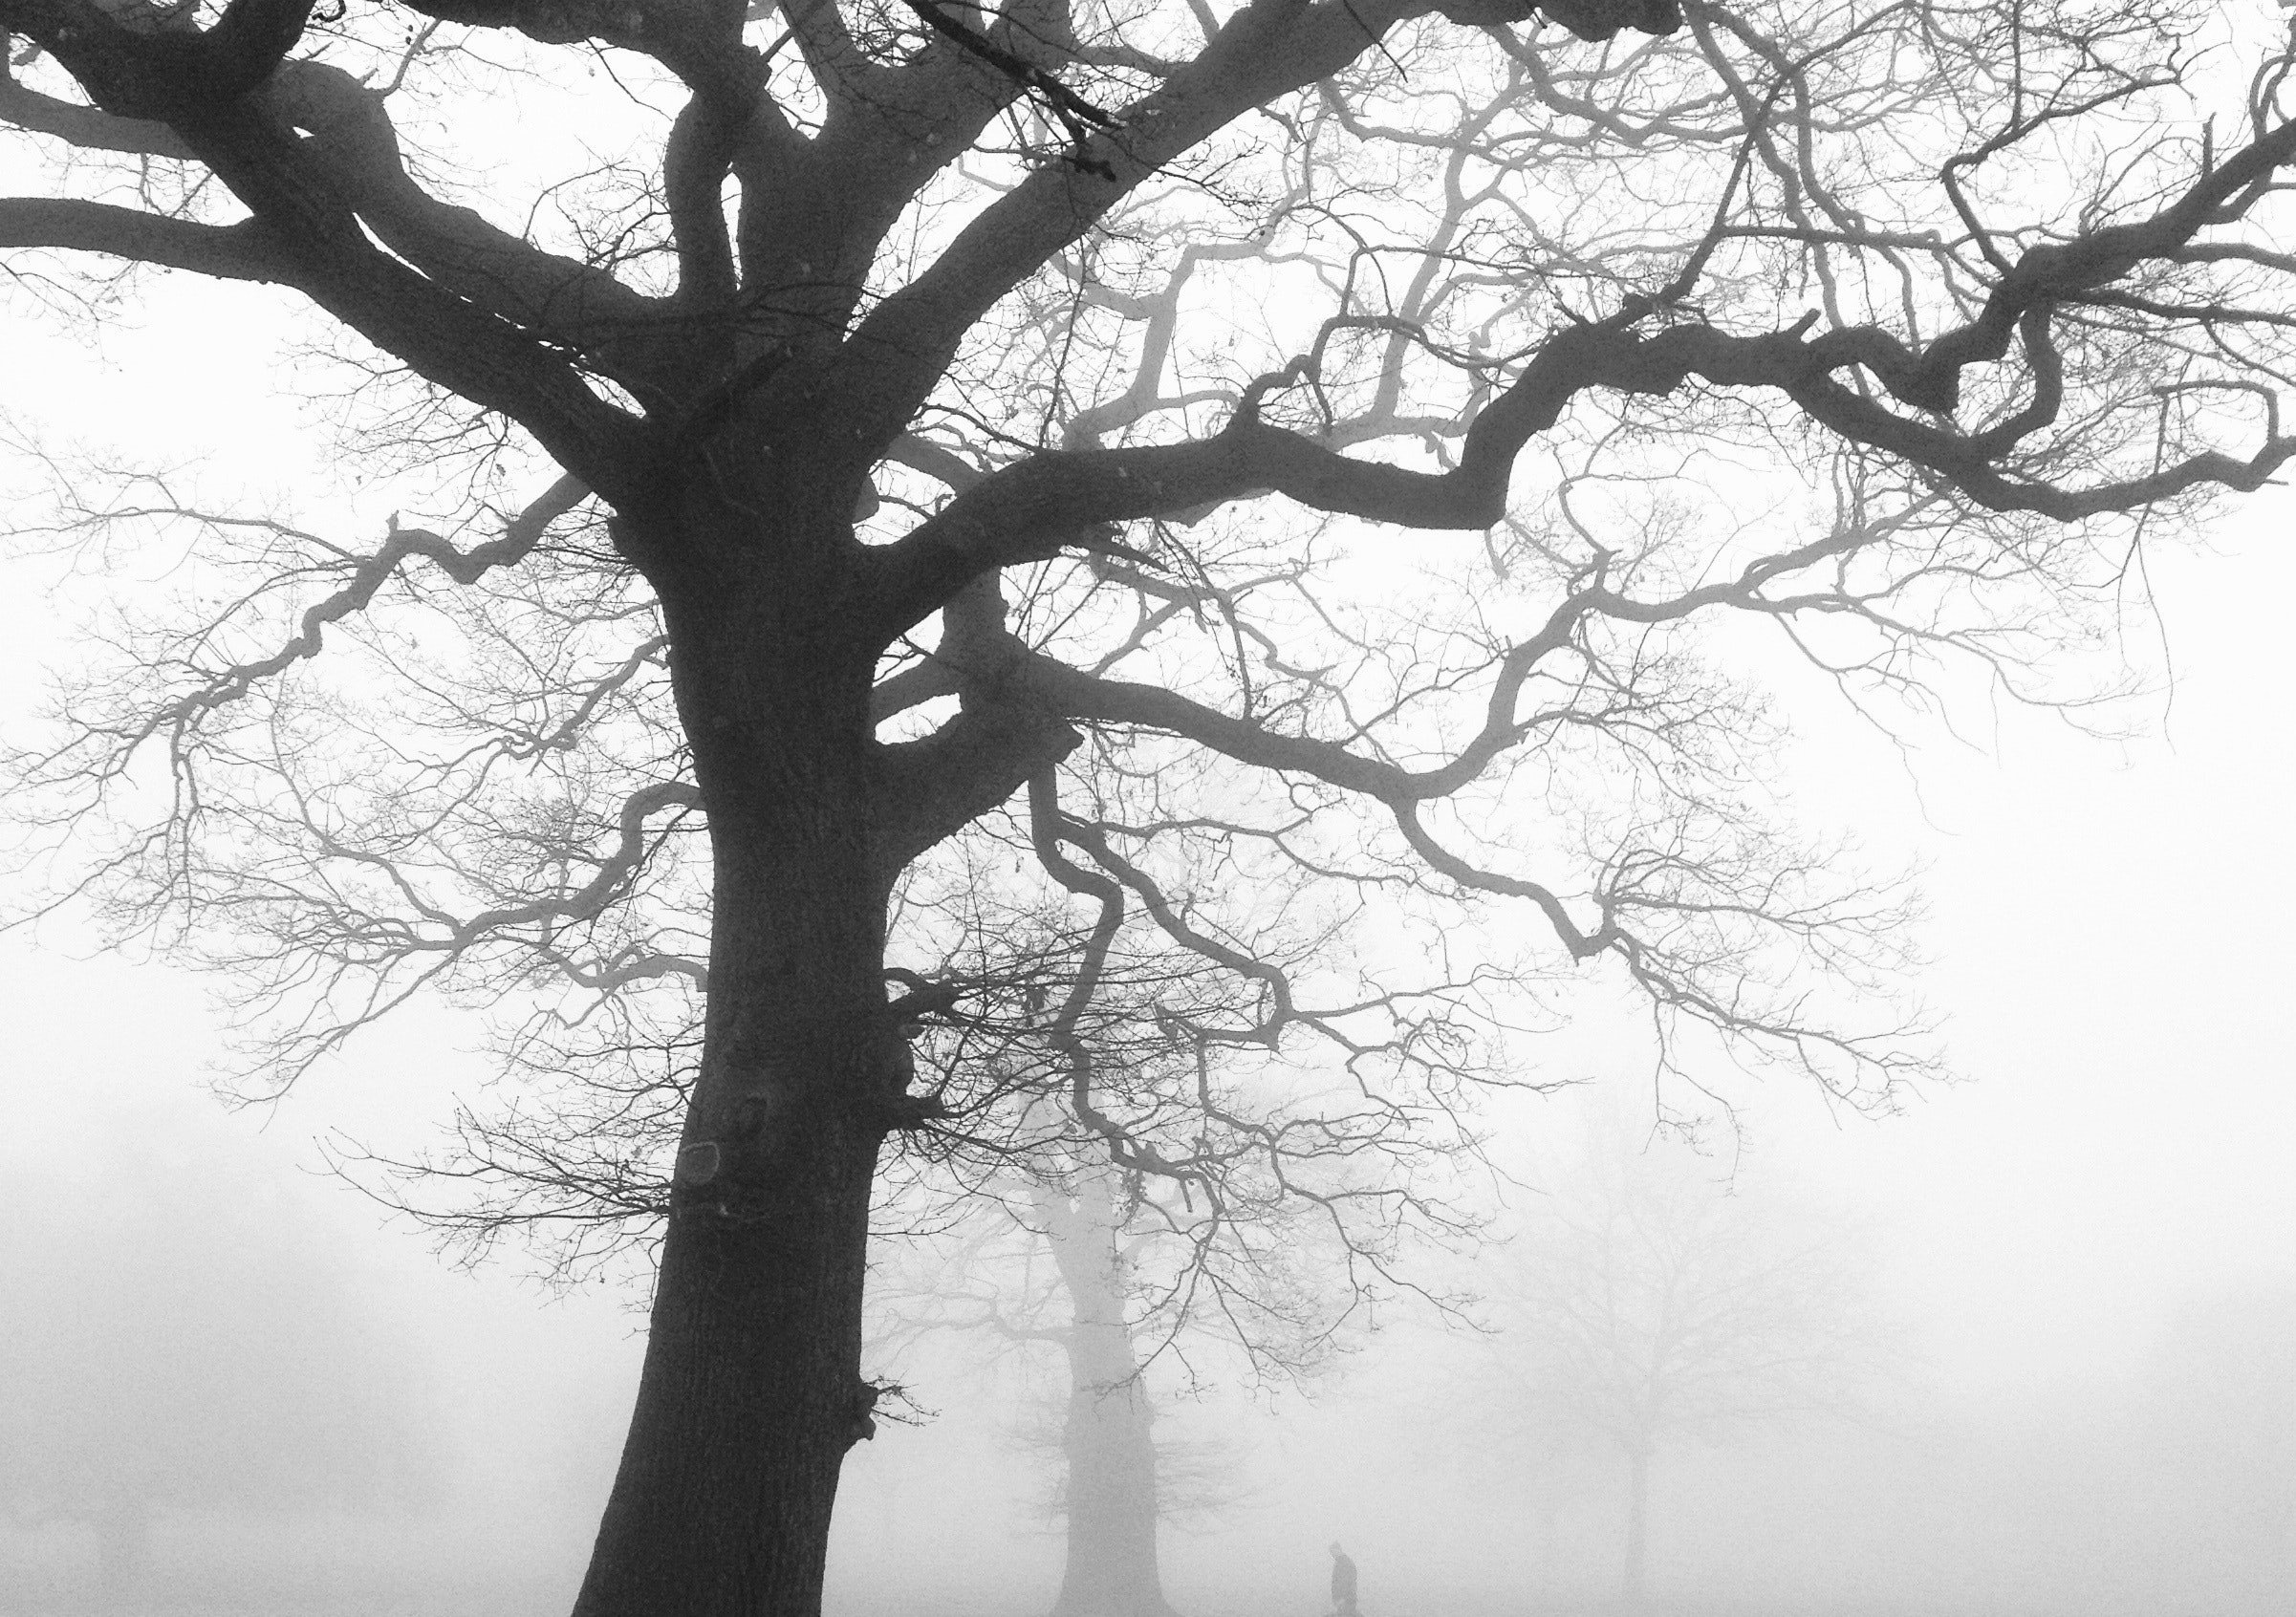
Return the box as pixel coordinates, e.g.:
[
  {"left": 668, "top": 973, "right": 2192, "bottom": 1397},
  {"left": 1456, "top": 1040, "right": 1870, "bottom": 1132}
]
[
  {"left": 0, "top": 1139, "right": 435, "bottom": 1612},
  {"left": 874, "top": 1160, "right": 1331, "bottom": 1617},
  {"left": 1489, "top": 1128, "right": 1894, "bottom": 1605},
  {"left": 1036, "top": 1173, "right": 1179, "bottom": 1617},
  {"left": 2128, "top": 1282, "right": 2296, "bottom": 1598}
]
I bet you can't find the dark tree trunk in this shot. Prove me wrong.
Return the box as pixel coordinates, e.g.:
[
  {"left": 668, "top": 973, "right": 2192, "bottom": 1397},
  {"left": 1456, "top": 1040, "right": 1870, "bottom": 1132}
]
[
  {"left": 1619, "top": 1444, "right": 1652, "bottom": 1607},
  {"left": 572, "top": 498, "right": 919, "bottom": 1617},
  {"left": 1044, "top": 1175, "right": 1178, "bottom": 1617}
]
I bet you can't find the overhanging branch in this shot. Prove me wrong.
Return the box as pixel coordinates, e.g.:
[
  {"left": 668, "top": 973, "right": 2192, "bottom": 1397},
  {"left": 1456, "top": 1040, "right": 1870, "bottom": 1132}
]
[{"left": 0, "top": 197, "right": 298, "bottom": 281}]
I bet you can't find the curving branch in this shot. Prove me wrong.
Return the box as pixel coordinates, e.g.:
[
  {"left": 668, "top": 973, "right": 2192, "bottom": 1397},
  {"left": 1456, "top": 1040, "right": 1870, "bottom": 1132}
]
[
  {"left": 4, "top": 0, "right": 657, "bottom": 495},
  {"left": 261, "top": 62, "right": 680, "bottom": 385},
  {"left": 872, "top": 97, "right": 2296, "bottom": 643},
  {"left": 824, "top": 0, "right": 1438, "bottom": 454},
  {"left": 127, "top": 473, "right": 592, "bottom": 745},
  {"left": 0, "top": 196, "right": 298, "bottom": 280},
  {"left": 0, "top": 54, "right": 192, "bottom": 155}
]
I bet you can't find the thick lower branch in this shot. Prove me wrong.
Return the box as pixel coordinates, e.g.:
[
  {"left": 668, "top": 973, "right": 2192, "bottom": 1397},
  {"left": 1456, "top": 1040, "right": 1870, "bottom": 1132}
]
[
  {"left": 874, "top": 699, "right": 1082, "bottom": 877},
  {"left": 263, "top": 62, "right": 676, "bottom": 386},
  {"left": 0, "top": 197, "right": 297, "bottom": 281},
  {"left": 0, "top": 63, "right": 192, "bottom": 156}
]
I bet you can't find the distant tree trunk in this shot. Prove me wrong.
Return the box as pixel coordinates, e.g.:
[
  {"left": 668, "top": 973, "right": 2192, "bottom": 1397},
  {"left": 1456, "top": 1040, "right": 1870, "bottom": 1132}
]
[
  {"left": 1619, "top": 1445, "right": 1652, "bottom": 1606},
  {"left": 1528, "top": 1498, "right": 1562, "bottom": 1577},
  {"left": 91, "top": 1491, "right": 152, "bottom": 1611},
  {"left": 1043, "top": 1175, "right": 1179, "bottom": 1617}
]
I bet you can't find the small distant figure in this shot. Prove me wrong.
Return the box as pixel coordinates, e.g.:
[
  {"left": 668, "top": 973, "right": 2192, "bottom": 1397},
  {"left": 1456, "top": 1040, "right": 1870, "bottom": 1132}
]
[{"left": 1329, "top": 1541, "right": 1360, "bottom": 1617}]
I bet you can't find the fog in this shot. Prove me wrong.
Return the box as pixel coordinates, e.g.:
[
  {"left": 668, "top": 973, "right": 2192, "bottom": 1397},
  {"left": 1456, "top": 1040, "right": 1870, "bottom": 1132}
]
[
  {"left": 5, "top": 179, "right": 2295, "bottom": 1617},
  {"left": 5, "top": 506, "right": 2292, "bottom": 1615}
]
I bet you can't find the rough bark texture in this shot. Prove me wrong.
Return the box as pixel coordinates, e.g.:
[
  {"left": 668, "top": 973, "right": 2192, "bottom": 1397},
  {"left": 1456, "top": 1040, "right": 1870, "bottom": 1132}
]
[
  {"left": 574, "top": 499, "right": 910, "bottom": 1615},
  {"left": 1044, "top": 1177, "right": 1178, "bottom": 1617}
]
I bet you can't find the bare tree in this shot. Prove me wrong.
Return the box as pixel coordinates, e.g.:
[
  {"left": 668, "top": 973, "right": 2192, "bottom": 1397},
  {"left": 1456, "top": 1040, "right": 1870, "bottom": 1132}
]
[
  {"left": 0, "top": 1137, "right": 436, "bottom": 1611},
  {"left": 1488, "top": 1129, "right": 1893, "bottom": 1605},
  {"left": 6, "top": 2, "right": 2296, "bottom": 1613},
  {"left": 1033, "top": 1172, "right": 1189, "bottom": 1617},
  {"left": 2128, "top": 1281, "right": 2296, "bottom": 1592},
  {"left": 885, "top": 1162, "right": 1334, "bottom": 1617}
]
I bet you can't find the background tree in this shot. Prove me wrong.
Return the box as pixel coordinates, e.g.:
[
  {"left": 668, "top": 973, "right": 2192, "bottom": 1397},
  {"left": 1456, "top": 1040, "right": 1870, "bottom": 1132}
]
[
  {"left": 0, "top": 1130, "right": 436, "bottom": 1613},
  {"left": 876, "top": 1158, "right": 1336, "bottom": 1617},
  {"left": 1488, "top": 1125, "right": 1894, "bottom": 1605},
  {"left": 7, "top": 3, "right": 2296, "bottom": 1615},
  {"left": 2126, "top": 1280, "right": 2296, "bottom": 1595},
  {"left": 1037, "top": 1173, "right": 1177, "bottom": 1617}
]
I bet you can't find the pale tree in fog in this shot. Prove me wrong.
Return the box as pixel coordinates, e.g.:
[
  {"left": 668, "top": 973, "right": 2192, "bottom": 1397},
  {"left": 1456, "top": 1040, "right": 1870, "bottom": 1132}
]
[
  {"left": 1036, "top": 1172, "right": 1179, "bottom": 1617},
  {"left": 8, "top": 1, "right": 2296, "bottom": 1612},
  {"left": 0, "top": 1141, "right": 433, "bottom": 1610},
  {"left": 1491, "top": 1135, "right": 1890, "bottom": 1605},
  {"left": 870, "top": 1153, "right": 1341, "bottom": 1617},
  {"left": 2130, "top": 1282, "right": 2296, "bottom": 1594}
]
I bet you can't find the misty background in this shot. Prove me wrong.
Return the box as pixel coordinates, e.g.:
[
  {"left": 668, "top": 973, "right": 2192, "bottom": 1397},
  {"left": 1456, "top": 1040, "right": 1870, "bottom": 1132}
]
[{"left": 4, "top": 256, "right": 2294, "bottom": 1617}]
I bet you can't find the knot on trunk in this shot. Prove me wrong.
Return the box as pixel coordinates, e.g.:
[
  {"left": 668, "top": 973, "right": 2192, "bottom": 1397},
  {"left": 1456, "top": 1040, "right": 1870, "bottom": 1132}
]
[{"left": 674, "top": 1139, "right": 723, "bottom": 1185}]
